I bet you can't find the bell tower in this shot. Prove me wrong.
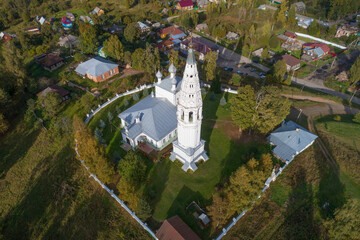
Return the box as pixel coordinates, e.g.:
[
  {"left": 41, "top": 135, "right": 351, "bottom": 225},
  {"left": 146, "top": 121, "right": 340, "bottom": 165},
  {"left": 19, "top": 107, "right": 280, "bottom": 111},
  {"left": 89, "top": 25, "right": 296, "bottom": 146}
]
[{"left": 169, "top": 45, "right": 209, "bottom": 172}]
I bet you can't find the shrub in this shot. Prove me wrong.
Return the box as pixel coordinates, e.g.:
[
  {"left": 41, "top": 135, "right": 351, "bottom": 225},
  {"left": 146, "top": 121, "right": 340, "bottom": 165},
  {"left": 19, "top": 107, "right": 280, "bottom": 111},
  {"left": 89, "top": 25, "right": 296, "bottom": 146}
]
[
  {"left": 210, "top": 91, "right": 216, "bottom": 101},
  {"left": 353, "top": 112, "right": 360, "bottom": 124},
  {"left": 133, "top": 92, "right": 139, "bottom": 101},
  {"left": 99, "top": 119, "right": 106, "bottom": 129},
  {"left": 333, "top": 115, "right": 341, "bottom": 121}
]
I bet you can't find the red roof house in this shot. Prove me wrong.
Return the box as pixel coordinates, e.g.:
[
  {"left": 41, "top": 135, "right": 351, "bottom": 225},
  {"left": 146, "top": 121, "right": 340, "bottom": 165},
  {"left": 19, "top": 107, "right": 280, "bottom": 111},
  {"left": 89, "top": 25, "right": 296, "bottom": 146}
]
[
  {"left": 284, "top": 31, "right": 297, "bottom": 38},
  {"left": 37, "top": 85, "right": 70, "bottom": 103},
  {"left": 302, "top": 43, "right": 330, "bottom": 54},
  {"left": 276, "top": 54, "right": 301, "bottom": 71},
  {"left": 154, "top": 40, "right": 174, "bottom": 51},
  {"left": 177, "top": 0, "right": 194, "bottom": 10},
  {"left": 159, "top": 26, "right": 185, "bottom": 38},
  {"left": 156, "top": 216, "right": 201, "bottom": 240},
  {"left": 0, "top": 32, "right": 12, "bottom": 43}
]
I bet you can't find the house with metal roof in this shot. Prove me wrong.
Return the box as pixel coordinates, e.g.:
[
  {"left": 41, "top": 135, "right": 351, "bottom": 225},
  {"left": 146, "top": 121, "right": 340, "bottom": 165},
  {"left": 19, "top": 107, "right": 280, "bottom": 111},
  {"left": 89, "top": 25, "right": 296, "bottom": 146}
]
[
  {"left": 75, "top": 57, "right": 119, "bottom": 82},
  {"left": 137, "top": 21, "right": 150, "bottom": 33},
  {"left": 267, "top": 121, "right": 317, "bottom": 163}
]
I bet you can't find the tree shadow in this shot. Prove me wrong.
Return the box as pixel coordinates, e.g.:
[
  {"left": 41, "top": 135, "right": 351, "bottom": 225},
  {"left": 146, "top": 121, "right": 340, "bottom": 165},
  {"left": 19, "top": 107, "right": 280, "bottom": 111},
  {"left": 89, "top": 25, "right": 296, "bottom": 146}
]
[
  {"left": 166, "top": 185, "right": 210, "bottom": 239},
  {"left": 0, "top": 127, "right": 41, "bottom": 179},
  {"left": 0, "top": 143, "right": 80, "bottom": 240},
  {"left": 282, "top": 166, "right": 320, "bottom": 239}
]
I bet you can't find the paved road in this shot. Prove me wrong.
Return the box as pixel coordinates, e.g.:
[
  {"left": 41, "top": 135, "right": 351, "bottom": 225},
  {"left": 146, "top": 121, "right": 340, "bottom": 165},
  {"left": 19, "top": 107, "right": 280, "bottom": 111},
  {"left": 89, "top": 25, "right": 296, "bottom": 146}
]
[{"left": 191, "top": 33, "right": 270, "bottom": 76}]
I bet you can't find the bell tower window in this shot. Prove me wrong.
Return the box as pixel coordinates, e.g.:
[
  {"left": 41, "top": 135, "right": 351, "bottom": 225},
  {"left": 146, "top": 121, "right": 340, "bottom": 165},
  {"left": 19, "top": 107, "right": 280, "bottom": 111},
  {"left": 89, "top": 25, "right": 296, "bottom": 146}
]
[{"left": 189, "top": 112, "right": 193, "bottom": 122}]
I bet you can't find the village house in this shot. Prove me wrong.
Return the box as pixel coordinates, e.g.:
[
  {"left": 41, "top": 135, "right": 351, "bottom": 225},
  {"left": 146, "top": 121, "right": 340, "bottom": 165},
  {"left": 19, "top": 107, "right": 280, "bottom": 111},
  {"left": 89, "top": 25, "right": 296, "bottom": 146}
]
[
  {"left": 284, "top": 31, "right": 297, "bottom": 38},
  {"left": 258, "top": 4, "right": 277, "bottom": 11},
  {"left": 61, "top": 17, "right": 73, "bottom": 28},
  {"left": 154, "top": 40, "right": 175, "bottom": 52},
  {"left": 292, "top": 2, "right": 306, "bottom": 13},
  {"left": 38, "top": 85, "right": 70, "bottom": 104},
  {"left": 25, "top": 27, "right": 40, "bottom": 34},
  {"left": 80, "top": 16, "right": 93, "bottom": 24},
  {"left": 180, "top": 38, "right": 219, "bottom": 61},
  {"left": 58, "top": 34, "right": 79, "bottom": 48},
  {"left": 252, "top": 48, "right": 264, "bottom": 58},
  {"left": 177, "top": 0, "right": 194, "bottom": 10},
  {"left": 35, "top": 53, "right": 64, "bottom": 72},
  {"left": 36, "top": 16, "right": 50, "bottom": 25},
  {"left": 267, "top": 121, "right": 317, "bottom": 164},
  {"left": 197, "top": 0, "right": 208, "bottom": 8},
  {"left": 137, "top": 22, "right": 151, "bottom": 33},
  {"left": 159, "top": 26, "right": 187, "bottom": 40},
  {"left": 335, "top": 71, "right": 349, "bottom": 82},
  {"left": 226, "top": 31, "right": 239, "bottom": 41},
  {"left": 301, "top": 42, "right": 330, "bottom": 62},
  {"left": 66, "top": 13, "right": 75, "bottom": 21},
  {"left": 195, "top": 23, "right": 208, "bottom": 32},
  {"left": 75, "top": 57, "right": 119, "bottom": 82},
  {"left": 91, "top": 7, "right": 104, "bottom": 16},
  {"left": 276, "top": 54, "right": 301, "bottom": 71},
  {"left": 0, "top": 32, "right": 12, "bottom": 43},
  {"left": 335, "top": 24, "right": 359, "bottom": 38},
  {"left": 105, "top": 24, "right": 125, "bottom": 34},
  {"left": 156, "top": 216, "right": 201, "bottom": 240}
]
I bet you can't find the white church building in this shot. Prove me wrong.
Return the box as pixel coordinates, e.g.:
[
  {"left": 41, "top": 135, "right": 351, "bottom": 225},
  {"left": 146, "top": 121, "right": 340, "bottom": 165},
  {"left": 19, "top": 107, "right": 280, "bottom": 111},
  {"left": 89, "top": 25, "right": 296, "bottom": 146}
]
[{"left": 118, "top": 46, "right": 208, "bottom": 171}]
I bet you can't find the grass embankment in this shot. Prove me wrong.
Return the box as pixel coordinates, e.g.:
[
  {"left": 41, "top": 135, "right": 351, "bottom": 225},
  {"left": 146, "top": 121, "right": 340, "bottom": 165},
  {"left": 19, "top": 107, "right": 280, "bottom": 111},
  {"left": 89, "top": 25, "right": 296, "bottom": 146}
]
[{"left": 0, "top": 117, "right": 151, "bottom": 240}]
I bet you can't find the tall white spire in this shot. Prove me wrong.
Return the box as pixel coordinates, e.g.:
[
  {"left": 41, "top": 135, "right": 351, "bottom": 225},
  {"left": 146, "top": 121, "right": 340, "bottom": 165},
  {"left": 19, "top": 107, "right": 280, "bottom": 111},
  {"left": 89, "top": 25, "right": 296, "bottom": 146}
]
[{"left": 169, "top": 45, "right": 209, "bottom": 172}]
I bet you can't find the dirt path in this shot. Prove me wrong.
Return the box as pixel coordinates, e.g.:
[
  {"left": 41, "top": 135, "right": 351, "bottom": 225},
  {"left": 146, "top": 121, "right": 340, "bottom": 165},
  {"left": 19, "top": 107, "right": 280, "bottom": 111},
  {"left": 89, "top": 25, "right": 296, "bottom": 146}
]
[{"left": 282, "top": 94, "right": 359, "bottom": 118}]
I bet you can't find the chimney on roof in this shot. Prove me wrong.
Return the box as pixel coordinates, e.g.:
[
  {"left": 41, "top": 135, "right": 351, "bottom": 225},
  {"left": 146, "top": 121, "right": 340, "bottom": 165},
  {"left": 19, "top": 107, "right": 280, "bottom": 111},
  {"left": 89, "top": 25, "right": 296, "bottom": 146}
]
[{"left": 296, "top": 127, "right": 300, "bottom": 132}]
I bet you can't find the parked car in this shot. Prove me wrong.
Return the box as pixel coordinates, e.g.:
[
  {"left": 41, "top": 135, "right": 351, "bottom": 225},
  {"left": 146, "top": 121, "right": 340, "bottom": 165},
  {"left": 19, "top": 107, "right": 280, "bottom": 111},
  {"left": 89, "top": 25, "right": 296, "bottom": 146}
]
[
  {"left": 250, "top": 68, "right": 256, "bottom": 72},
  {"left": 252, "top": 59, "right": 260, "bottom": 63},
  {"left": 237, "top": 70, "right": 244, "bottom": 75},
  {"left": 260, "top": 75, "right": 266, "bottom": 79},
  {"left": 244, "top": 64, "right": 251, "bottom": 68},
  {"left": 224, "top": 67, "right": 233, "bottom": 72},
  {"left": 259, "top": 72, "right": 266, "bottom": 76}
]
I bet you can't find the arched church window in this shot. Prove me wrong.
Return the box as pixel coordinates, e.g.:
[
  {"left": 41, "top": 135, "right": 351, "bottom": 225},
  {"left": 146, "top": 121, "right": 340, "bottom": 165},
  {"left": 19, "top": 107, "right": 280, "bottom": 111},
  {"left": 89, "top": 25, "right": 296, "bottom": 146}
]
[
  {"left": 190, "top": 75, "right": 193, "bottom": 78},
  {"left": 181, "top": 110, "right": 184, "bottom": 120},
  {"left": 189, "top": 112, "right": 193, "bottom": 122}
]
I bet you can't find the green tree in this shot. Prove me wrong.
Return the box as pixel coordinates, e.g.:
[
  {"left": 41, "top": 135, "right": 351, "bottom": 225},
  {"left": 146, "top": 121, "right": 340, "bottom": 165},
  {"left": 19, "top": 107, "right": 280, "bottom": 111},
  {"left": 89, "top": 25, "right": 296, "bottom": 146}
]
[
  {"left": 136, "top": 199, "right": 152, "bottom": 221},
  {"left": 230, "top": 85, "right": 256, "bottom": 132},
  {"left": 276, "top": 0, "right": 288, "bottom": 26},
  {"left": 261, "top": 46, "right": 269, "bottom": 59},
  {"left": 253, "top": 86, "right": 291, "bottom": 134},
  {"left": 103, "top": 35, "right": 124, "bottom": 61},
  {"left": 124, "top": 51, "right": 132, "bottom": 65},
  {"left": 353, "top": 112, "right": 360, "bottom": 124},
  {"left": 73, "top": 115, "right": 113, "bottom": 183},
  {"left": 117, "top": 151, "right": 146, "bottom": 185},
  {"left": 204, "top": 50, "right": 218, "bottom": 81},
  {"left": 74, "top": 52, "right": 87, "bottom": 62},
  {"left": 168, "top": 49, "right": 179, "bottom": 68},
  {"left": 308, "top": 21, "right": 321, "bottom": 36},
  {"left": 38, "top": 92, "right": 62, "bottom": 117},
  {"left": 123, "top": 15, "right": 132, "bottom": 25},
  {"left": 21, "top": 10, "right": 30, "bottom": 22},
  {"left": 287, "top": 5, "right": 297, "bottom": 27},
  {"left": 273, "top": 60, "right": 287, "bottom": 83},
  {"left": 79, "top": 23, "right": 98, "bottom": 54},
  {"left": 231, "top": 74, "right": 242, "bottom": 85},
  {"left": 349, "top": 56, "right": 360, "bottom": 85},
  {"left": 131, "top": 48, "right": 145, "bottom": 70},
  {"left": 325, "top": 199, "right": 360, "bottom": 239},
  {"left": 269, "top": 35, "right": 280, "bottom": 49},
  {"left": 124, "top": 22, "right": 140, "bottom": 43},
  {"left": 0, "top": 113, "right": 9, "bottom": 134},
  {"left": 2, "top": 41, "right": 26, "bottom": 88}
]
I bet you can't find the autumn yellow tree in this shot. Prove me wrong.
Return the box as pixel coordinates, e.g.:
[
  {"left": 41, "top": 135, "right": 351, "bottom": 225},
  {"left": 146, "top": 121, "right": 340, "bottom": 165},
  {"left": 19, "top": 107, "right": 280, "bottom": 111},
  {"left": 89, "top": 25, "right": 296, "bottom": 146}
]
[
  {"left": 207, "top": 193, "right": 229, "bottom": 230},
  {"left": 117, "top": 177, "right": 139, "bottom": 210},
  {"left": 73, "top": 115, "right": 113, "bottom": 183}
]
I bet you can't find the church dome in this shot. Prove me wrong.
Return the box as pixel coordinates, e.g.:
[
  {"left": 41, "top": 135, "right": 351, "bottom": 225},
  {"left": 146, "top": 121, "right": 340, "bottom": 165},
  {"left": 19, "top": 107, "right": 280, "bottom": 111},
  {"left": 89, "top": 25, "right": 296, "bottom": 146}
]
[
  {"left": 169, "top": 63, "right": 177, "bottom": 73},
  {"left": 156, "top": 70, "right": 163, "bottom": 78}
]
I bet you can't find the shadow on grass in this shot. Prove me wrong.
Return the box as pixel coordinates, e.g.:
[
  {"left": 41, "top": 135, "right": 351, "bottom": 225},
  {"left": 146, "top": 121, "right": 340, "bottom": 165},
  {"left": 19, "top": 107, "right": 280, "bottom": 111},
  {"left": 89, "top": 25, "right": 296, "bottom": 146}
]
[
  {"left": 283, "top": 166, "right": 320, "bottom": 239},
  {"left": 0, "top": 127, "right": 41, "bottom": 179},
  {"left": 166, "top": 185, "right": 210, "bottom": 239}
]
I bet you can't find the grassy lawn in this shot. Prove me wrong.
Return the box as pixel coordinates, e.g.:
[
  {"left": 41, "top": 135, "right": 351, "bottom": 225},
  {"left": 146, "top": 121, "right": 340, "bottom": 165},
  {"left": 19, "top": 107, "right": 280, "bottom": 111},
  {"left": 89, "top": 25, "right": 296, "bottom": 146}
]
[
  {"left": 145, "top": 92, "right": 269, "bottom": 238},
  {"left": 315, "top": 114, "right": 360, "bottom": 151},
  {"left": 55, "top": 8, "right": 88, "bottom": 18}
]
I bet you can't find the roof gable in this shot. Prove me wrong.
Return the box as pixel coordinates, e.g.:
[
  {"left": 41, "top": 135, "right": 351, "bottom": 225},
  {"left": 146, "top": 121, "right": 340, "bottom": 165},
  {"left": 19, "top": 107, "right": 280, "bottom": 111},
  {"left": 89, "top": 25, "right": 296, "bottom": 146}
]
[
  {"left": 75, "top": 57, "right": 118, "bottom": 77},
  {"left": 179, "top": 0, "right": 194, "bottom": 7},
  {"left": 156, "top": 216, "right": 201, "bottom": 240}
]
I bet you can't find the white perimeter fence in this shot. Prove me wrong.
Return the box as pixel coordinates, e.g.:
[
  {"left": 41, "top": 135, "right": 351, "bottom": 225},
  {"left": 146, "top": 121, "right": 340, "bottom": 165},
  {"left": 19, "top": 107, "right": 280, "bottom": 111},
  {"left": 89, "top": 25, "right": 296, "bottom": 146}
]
[
  {"left": 84, "top": 83, "right": 156, "bottom": 124},
  {"left": 75, "top": 140, "right": 159, "bottom": 240},
  {"left": 81, "top": 82, "right": 293, "bottom": 240},
  {"left": 295, "top": 32, "right": 347, "bottom": 49}
]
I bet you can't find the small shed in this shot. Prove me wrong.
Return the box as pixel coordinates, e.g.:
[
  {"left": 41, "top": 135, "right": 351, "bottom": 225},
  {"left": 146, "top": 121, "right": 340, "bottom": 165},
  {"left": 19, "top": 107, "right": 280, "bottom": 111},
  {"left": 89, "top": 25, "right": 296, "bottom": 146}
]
[
  {"left": 284, "top": 31, "right": 297, "bottom": 38},
  {"left": 198, "top": 213, "right": 210, "bottom": 227},
  {"left": 196, "top": 23, "right": 208, "bottom": 32},
  {"left": 35, "top": 53, "right": 64, "bottom": 72}
]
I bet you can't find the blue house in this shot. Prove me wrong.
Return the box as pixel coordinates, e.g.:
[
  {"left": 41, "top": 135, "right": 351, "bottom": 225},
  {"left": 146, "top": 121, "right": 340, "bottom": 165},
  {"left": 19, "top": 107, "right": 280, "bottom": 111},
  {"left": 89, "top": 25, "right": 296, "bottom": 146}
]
[{"left": 267, "top": 121, "right": 318, "bottom": 163}]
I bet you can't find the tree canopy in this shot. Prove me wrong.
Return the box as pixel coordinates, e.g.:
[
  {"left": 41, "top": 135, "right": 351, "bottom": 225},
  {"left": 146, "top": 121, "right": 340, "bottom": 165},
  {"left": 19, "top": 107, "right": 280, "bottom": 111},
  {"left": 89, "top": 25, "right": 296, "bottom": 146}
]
[
  {"left": 124, "top": 22, "right": 141, "bottom": 43},
  {"left": 117, "top": 151, "right": 146, "bottom": 185},
  {"left": 79, "top": 23, "right": 98, "bottom": 54},
  {"left": 103, "top": 35, "right": 124, "bottom": 61}
]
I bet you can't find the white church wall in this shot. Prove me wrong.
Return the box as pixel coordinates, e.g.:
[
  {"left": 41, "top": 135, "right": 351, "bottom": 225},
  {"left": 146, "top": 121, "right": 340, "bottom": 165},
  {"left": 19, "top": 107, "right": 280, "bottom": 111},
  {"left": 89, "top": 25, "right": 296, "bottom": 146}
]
[{"left": 155, "top": 85, "right": 176, "bottom": 105}]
